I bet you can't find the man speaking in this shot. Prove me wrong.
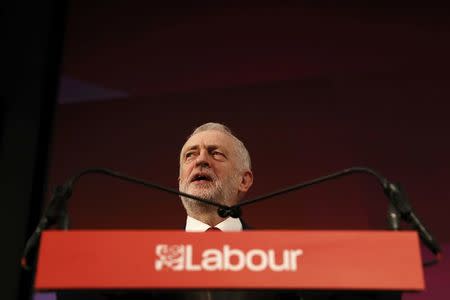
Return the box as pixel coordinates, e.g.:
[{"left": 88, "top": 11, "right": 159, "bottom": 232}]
[
  {"left": 178, "top": 122, "right": 253, "bottom": 232},
  {"left": 163, "top": 122, "right": 298, "bottom": 299}
]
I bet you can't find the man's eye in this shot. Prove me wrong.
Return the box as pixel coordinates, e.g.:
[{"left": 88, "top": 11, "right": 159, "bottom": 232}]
[
  {"left": 212, "top": 151, "right": 224, "bottom": 157},
  {"left": 185, "top": 152, "right": 195, "bottom": 159}
]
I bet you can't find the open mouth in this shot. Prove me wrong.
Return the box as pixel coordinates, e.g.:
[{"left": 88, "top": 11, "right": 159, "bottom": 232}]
[{"left": 190, "top": 173, "right": 213, "bottom": 184}]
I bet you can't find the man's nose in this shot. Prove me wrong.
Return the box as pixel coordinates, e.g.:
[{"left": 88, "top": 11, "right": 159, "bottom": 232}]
[{"left": 195, "top": 149, "right": 210, "bottom": 167}]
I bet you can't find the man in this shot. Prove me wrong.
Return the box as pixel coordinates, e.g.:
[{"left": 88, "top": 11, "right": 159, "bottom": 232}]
[
  {"left": 164, "top": 123, "right": 299, "bottom": 300},
  {"left": 60, "top": 123, "right": 377, "bottom": 300},
  {"left": 178, "top": 122, "right": 253, "bottom": 231}
]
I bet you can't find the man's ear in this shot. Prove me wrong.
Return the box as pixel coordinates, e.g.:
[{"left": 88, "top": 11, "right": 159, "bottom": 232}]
[{"left": 238, "top": 170, "right": 253, "bottom": 193}]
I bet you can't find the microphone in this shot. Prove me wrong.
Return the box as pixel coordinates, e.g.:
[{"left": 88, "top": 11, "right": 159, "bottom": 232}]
[
  {"left": 21, "top": 168, "right": 226, "bottom": 270},
  {"left": 232, "top": 167, "right": 441, "bottom": 256},
  {"left": 22, "top": 166, "right": 441, "bottom": 270},
  {"left": 384, "top": 182, "right": 441, "bottom": 255},
  {"left": 387, "top": 203, "right": 400, "bottom": 231},
  {"left": 21, "top": 183, "right": 71, "bottom": 270}
]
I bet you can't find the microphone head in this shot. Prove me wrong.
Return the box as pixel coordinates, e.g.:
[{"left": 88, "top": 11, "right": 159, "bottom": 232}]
[
  {"left": 384, "top": 182, "right": 413, "bottom": 218},
  {"left": 217, "top": 207, "right": 229, "bottom": 218},
  {"left": 387, "top": 203, "right": 400, "bottom": 230},
  {"left": 229, "top": 206, "right": 242, "bottom": 218},
  {"left": 217, "top": 206, "right": 241, "bottom": 218}
]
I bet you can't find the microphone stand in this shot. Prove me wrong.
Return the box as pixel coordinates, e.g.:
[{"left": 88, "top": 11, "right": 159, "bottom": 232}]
[
  {"left": 22, "top": 166, "right": 441, "bottom": 271},
  {"left": 231, "top": 167, "right": 441, "bottom": 257},
  {"left": 21, "top": 168, "right": 226, "bottom": 270}
]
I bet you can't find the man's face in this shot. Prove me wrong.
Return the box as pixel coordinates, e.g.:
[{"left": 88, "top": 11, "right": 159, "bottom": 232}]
[{"left": 178, "top": 130, "right": 242, "bottom": 209}]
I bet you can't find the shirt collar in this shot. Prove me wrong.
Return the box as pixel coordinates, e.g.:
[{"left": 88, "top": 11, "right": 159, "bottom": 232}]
[{"left": 185, "top": 215, "right": 243, "bottom": 232}]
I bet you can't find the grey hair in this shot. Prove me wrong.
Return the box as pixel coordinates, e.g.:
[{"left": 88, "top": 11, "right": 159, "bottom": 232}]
[{"left": 189, "top": 122, "right": 252, "bottom": 171}]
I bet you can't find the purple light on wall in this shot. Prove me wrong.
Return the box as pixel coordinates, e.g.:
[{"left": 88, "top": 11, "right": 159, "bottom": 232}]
[
  {"left": 34, "top": 292, "right": 56, "bottom": 300},
  {"left": 58, "top": 76, "right": 128, "bottom": 104},
  {"left": 404, "top": 243, "right": 449, "bottom": 300}
]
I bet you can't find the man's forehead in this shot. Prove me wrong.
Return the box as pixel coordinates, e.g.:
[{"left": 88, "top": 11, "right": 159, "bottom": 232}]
[{"left": 181, "top": 130, "right": 234, "bottom": 151}]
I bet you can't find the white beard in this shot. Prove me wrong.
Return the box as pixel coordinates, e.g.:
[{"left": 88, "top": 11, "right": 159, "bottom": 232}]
[{"left": 179, "top": 172, "right": 240, "bottom": 214}]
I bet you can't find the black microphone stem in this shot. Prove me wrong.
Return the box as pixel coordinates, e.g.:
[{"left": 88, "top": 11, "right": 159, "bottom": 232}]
[
  {"left": 22, "top": 166, "right": 441, "bottom": 271},
  {"left": 238, "top": 167, "right": 387, "bottom": 208},
  {"left": 234, "top": 166, "right": 441, "bottom": 257},
  {"left": 21, "top": 168, "right": 227, "bottom": 270},
  {"left": 66, "top": 168, "right": 226, "bottom": 209}
]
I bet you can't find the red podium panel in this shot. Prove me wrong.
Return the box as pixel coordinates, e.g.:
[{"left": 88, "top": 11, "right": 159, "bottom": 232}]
[{"left": 35, "top": 230, "right": 424, "bottom": 291}]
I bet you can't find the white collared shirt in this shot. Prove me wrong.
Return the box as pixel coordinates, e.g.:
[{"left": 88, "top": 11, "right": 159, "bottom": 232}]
[{"left": 185, "top": 215, "right": 243, "bottom": 232}]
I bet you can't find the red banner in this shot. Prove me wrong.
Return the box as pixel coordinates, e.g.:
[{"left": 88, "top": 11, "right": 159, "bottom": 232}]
[{"left": 35, "top": 230, "right": 424, "bottom": 291}]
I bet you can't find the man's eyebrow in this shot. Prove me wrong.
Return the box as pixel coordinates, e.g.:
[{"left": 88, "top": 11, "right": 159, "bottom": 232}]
[
  {"left": 183, "top": 144, "right": 223, "bottom": 153},
  {"left": 183, "top": 145, "right": 199, "bottom": 153}
]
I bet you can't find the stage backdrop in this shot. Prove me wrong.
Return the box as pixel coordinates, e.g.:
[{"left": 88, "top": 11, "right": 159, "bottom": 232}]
[{"left": 39, "top": 2, "right": 450, "bottom": 300}]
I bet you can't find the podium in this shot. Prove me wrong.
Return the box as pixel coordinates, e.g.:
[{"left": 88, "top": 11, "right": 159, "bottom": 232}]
[{"left": 35, "top": 230, "right": 424, "bottom": 299}]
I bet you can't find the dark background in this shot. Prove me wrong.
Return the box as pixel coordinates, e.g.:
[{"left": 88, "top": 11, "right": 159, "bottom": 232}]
[
  {"left": 48, "top": 2, "right": 450, "bottom": 299},
  {"left": 51, "top": 1, "right": 450, "bottom": 235},
  {"left": 3, "top": 2, "right": 449, "bottom": 300}
]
